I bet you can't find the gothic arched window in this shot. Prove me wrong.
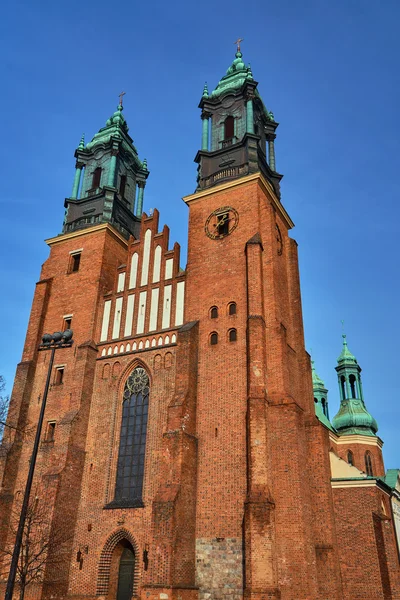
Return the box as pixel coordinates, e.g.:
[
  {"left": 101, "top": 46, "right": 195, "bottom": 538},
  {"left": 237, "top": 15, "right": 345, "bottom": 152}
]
[
  {"left": 365, "top": 452, "right": 374, "bottom": 477},
  {"left": 114, "top": 367, "right": 149, "bottom": 507}
]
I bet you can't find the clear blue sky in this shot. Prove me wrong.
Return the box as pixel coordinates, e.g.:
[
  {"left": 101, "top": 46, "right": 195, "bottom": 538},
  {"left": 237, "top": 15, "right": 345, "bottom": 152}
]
[{"left": 0, "top": 1, "right": 399, "bottom": 467}]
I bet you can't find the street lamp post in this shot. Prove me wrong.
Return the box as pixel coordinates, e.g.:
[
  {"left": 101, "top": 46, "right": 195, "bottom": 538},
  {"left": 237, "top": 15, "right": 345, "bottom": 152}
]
[{"left": 5, "top": 329, "right": 73, "bottom": 600}]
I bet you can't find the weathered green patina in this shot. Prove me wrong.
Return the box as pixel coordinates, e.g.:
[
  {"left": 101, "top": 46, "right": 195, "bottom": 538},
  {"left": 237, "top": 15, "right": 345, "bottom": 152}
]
[
  {"left": 311, "top": 359, "right": 335, "bottom": 432},
  {"left": 332, "top": 335, "right": 378, "bottom": 436},
  {"left": 64, "top": 101, "right": 149, "bottom": 239}
]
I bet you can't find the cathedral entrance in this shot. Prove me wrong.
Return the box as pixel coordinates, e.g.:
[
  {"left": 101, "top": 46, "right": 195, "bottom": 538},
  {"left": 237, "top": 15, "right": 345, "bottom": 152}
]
[
  {"left": 106, "top": 539, "right": 135, "bottom": 600},
  {"left": 116, "top": 545, "right": 135, "bottom": 600}
]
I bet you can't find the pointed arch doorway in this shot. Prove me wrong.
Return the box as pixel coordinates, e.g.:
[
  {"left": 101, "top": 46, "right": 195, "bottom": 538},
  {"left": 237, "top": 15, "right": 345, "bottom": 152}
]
[
  {"left": 107, "top": 539, "right": 135, "bottom": 600},
  {"left": 117, "top": 544, "right": 135, "bottom": 600}
]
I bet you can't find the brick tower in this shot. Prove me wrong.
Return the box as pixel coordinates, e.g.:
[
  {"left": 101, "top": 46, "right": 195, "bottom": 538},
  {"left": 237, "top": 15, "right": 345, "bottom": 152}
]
[{"left": 1, "top": 49, "right": 399, "bottom": 600}]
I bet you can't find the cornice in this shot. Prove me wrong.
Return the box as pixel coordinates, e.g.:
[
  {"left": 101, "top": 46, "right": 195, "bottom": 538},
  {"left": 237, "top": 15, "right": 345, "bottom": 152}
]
[
  {"left": 182, "top": 172, "right": 295, "bottom": 230},
  {"left": 45, "top": 223, "right": 128, "bottom": 248},
  {"left": 329, "top": 431, "right": 384, "bottom": 449},
  {"left": 331, "top": 478, "right": 379, "bottom": 489}
]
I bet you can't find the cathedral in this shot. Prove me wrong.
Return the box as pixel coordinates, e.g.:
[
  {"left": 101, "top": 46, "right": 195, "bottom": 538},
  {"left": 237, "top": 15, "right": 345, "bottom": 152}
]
[{"left": 1, "top": 47, "right": 399, "bottom": 600}]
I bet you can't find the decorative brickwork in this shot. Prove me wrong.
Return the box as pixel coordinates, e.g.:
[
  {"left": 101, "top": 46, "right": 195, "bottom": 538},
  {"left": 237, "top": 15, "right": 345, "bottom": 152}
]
[
  {"left": 97, "top": 528, "right": 140, "bottom": 596},
  {"left": 1, "top": 56, "right": 400, "bottom": 600}
]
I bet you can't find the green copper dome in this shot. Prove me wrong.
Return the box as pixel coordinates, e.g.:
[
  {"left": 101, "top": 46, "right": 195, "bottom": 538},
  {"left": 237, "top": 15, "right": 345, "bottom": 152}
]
[
  {"left": 311, "top": 359, "right": 335, "bottom": 431},
  {"left": 86, "top": 104, "right": 132, "bottom": 151},
  {"left": 210, "top": 51, "right": 255, "bottom": 98},
  {"left": 312, "top": 361, "right": 325, "bottom": 388},
  {"left": 337, "top": 334, "right": 358, "bottom": 365},
  {"left": 332, "top": 334, "right": 378, "bottom": 436},
  {"left": 332, "top": 399, "right": 378, "bottom": 436}
]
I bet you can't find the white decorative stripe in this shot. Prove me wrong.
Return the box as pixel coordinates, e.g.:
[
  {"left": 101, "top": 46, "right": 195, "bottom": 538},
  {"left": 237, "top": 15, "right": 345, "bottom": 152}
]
[
  {"left": 137, "top": 291, "right": 147, "bottom": 334},
  {"left": 100, "top": 300, "right": 112, "bottom": 342},
  {"left": 152, "top": 245, "right": 162, "bottom": 283},
  {"left": 129, "top": 253, "right": 139, "bottom": 289},
  {"left": 331, "top": 479, "right": 378, "bottom": 489},
  {"left": 140, "top": 229, "right": 152, "bottom": 286},
  {"left": 165, "top": 258, "right": 173, "bottom": 280},
  {"left": 149, "top": 288, "right": 159, "bottom": 331},
  {"left": 100, "top": 332, "right": 177, "bottom": 357},
  {"left": 117, "top": 272, "right": 126, "bottom": 293},
  {"left": 162, "top": 285, "right": 172, "bottom": 329},
  {"left": 175, "top": 281, "right": 185, "bottom": 326},
  {"left": 112, "top": 297, "right": 123, "bottom": 339},
  {"left": 124, "top": 294, "right": 135, "bottom": 337}
]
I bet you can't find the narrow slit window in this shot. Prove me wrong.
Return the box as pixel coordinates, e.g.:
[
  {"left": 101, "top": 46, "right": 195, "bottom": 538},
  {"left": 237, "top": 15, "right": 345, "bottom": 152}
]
[
  {"left": 224, "top": 116, "right": 234, "bottom": 140},
  {"left": 210, "top": 332, "right": 218, "bottom": 345},
  {"left": 229, "top": 328, "right": 237, "bottom": 342},
  {"left": 347, "top": 450, "right": 354, "bottom": 466},
  {"left": 349, "top": 374, "right": 357, "bottom": 398},
  {"left": 120, "top": 175, "right": 127, "bottom": 198},
  {"left": 55, "top": 367, "right": 64, "bottom": 385},
  {"left": 92, "top": 167, "right": 102, "bottom": 189},
  {"left": 228, "top": 302, "right": 236, "bottom": 315},
  {"left": 365, "top": 452, "right": 373, "bottom": 476},
  {"left": 71, "top": 253, "right": 81, "bottom": 273},
  {"left": 46, "top": 421, "right": 56, "bottom": 442},
  {"left": 64, "top": 317, "right": 72, "bottom": 330},
  {"left": 321, "top": 398, "right": 326, "bottom": 416},
  {"left": 340, "top": 376, "right": 346, "bottom": 399}
]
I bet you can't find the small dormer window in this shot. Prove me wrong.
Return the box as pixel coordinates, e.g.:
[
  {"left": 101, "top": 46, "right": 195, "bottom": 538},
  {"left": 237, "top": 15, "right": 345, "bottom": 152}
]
[
  {"left": 92, "top": 167, "right": 102, "bottom": 189},
  {"left": 224, "top": 116, "right": 234, "bottom": 140}
]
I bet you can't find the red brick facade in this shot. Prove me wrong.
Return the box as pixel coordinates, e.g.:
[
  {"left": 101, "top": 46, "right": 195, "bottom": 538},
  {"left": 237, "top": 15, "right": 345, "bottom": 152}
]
[{"left": 0, "top": 172, "right": 399, "bottom": 600}]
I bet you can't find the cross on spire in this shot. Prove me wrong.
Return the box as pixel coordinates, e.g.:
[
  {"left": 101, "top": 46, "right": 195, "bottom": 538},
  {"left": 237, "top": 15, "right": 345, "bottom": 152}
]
[
  {"left": 118, "top": 91, "right": 126, "bottom": 106},
  {"left": 234, "top": 37, "right": 243, "bottom": 52}
]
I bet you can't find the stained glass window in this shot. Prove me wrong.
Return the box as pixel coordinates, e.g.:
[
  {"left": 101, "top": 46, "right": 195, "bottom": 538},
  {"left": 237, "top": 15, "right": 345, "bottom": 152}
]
[{"left": 114, "top": 367, "right": 149, "bottom": 507}]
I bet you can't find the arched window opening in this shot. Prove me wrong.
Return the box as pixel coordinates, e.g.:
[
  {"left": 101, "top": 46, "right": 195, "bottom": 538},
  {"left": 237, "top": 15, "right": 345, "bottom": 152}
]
[
  {"left": 340, "top": 376, "right": 346, "bottom": 399},
  {"left": 349, "top": 374, "right": 357, "bottom": 398},
  {"left": 114, "top": 367, "right": 149, "bottom": 506},
  {"left": 365, "top": 452, "right": 374, "bottom": 477},
  {"left": 347, "top": 450, "right": 354, "bottom": 466},
  {"left": 314, "top": 397, "right": 318, "bottom": 404},
  {"left": 229, "top": 328, "right": 237, "bottom": 342},
  {"left": 120, "top": 174, "right": 127, "bottom": 198},
  {"left": 228, "top": 302, "right": 237, "bottom": 316},
  {"left": 210, "top": 306, "right": 218, "bottom": 319},
  {"left": 210, "top": 332, "right": 218, "bottom": 346},
  {"left": 321, "top": 398, "right": 326, "bottom": 416},
  {"left": 92, "top": 167, "right": 102, "bottom": 189},
  {"left": 224, "top": 116, "right": 235, "bottom": 140}
]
